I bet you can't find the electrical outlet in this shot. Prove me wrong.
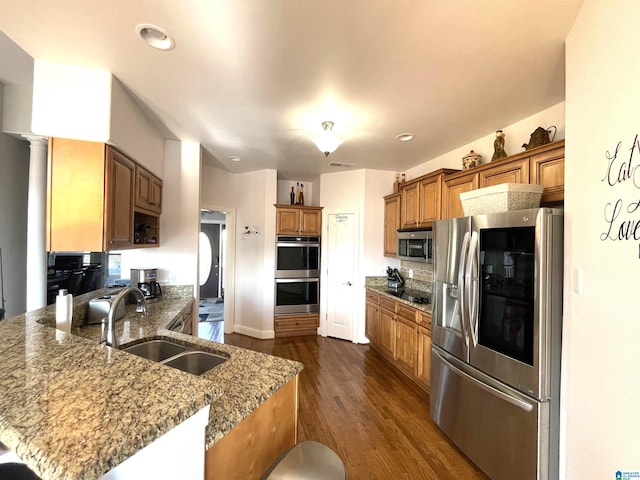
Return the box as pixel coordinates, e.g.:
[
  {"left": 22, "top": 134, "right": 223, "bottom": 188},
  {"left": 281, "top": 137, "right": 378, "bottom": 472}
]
[{"left": 408, "top": 269, "right": 414, "bottom": 279}]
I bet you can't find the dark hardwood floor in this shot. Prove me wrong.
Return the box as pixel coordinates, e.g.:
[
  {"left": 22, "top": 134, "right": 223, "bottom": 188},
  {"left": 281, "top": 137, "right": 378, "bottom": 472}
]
[{"left": 222, "top": 333, "right": 488, "bottom": 480}]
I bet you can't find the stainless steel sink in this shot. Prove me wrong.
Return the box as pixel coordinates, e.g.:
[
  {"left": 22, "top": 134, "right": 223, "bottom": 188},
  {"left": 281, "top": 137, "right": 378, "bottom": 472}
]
[
  {"left": 122, "top": 339, "right": 227, "bottom": 375},
  {"left": 123, "top": 339, "right": 186, "bottom": 361},
  {"left": 163, "top": 351, "right": 228, "bottom": 375}
]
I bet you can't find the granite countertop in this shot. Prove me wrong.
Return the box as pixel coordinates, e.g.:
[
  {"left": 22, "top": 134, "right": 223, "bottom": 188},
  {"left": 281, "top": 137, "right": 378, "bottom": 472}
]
[
  {"left": 0, "top": 287, "right": 303, "bottom": 479},
  {"left": 365, "top": 276, "right": 433, "bottom": 315}
]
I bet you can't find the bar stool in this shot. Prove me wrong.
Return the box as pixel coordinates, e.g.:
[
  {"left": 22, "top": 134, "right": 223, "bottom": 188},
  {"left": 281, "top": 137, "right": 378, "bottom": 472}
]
[{"left": 261, "top": 441, "right": 347, "bottom": 479}]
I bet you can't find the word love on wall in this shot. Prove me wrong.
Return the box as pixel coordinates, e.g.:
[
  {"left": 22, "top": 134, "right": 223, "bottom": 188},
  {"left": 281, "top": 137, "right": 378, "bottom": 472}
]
[{"left": 601, "top": 134, "right": 640, "bottom": 257}]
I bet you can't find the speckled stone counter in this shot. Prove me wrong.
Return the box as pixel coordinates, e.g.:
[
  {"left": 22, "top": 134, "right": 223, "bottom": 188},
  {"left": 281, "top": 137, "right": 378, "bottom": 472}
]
[
  {"left": 364, "top": 276, "right": 432, "bottom": 315},
  {"left": 0, "top": 287, "right": 303, "bottom": 479}
]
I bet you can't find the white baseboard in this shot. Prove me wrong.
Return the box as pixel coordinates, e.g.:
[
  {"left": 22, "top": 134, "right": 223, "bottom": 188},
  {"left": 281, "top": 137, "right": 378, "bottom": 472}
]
[{"left": 233, "top": 324, "right": 275, "bottom": 339}]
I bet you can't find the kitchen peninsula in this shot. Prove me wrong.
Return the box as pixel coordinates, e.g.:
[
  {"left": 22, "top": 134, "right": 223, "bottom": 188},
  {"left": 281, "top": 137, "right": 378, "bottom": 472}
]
[{"left": 0, "top": 287, "right": 302, "bottom": 480}]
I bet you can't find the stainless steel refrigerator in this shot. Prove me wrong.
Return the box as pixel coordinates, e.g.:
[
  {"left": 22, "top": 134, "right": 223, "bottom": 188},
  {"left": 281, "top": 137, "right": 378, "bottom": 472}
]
[{"left": 430, "top": 208, "right": 563, "bottom": 480}]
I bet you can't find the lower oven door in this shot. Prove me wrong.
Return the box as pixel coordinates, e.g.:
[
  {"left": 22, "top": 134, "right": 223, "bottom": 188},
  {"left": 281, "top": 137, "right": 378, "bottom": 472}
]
[{"left": 274, "top": 278, "right": 320, "bottom": 314}]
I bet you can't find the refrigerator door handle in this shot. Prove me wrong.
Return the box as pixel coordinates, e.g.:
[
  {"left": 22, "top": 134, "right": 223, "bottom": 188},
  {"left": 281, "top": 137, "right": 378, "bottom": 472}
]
[
  {"left": 465, "top": 231, "right": 479, "bottom": 348},
  {"left": 433, "top": 348, "right": 535, "bottom": 413},
  {"left": 458, "top": 231, "right": 471, "bottom": 347}
]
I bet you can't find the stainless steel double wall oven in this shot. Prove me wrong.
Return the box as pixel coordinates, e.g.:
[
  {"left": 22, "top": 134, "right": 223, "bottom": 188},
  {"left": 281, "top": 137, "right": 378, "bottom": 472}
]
[{"left": 274, "top": 236, "right": 320, "bottom": 314}]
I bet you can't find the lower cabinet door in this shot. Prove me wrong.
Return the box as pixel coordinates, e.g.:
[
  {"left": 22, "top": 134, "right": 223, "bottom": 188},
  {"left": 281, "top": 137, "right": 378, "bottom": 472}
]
[
  {"left": 395, "top": 316, "right": 417, "bottom": 375},
  {"left": 378, "top": 307, "right": 396, "bottom": 358},
  {"left": 416, "top": 326, "right": 432, "bottom": 390}
]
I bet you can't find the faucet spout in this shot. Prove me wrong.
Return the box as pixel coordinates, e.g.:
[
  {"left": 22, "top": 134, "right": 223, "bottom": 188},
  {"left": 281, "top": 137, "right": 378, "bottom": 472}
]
[{"left": 100, "top": 287, "right": 148, "bottom": 349}]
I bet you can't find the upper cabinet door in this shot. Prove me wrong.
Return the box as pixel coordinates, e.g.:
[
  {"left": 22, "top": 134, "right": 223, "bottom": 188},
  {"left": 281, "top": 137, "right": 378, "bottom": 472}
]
[
  {"left": 418, "top": 175, "right": 441, "bottom": 226},
  {"left": 443, "top": 172, "right": 478, "bottom": 219},
  {"left": 275, "top": 207, "right": 302, "bottom": 235},
  {"left": 384, "top": 193, "right": 401, "bottom": 257},
  {"left": 479, "top": 157, "right": 529, "bottom": 188},
  {"left": 135, "top": 166, "right": 163, "bottom": 214},
  {"left": 530, "top": 140, "right": 565, "bottom": 205},
  {"left": 299, "top": 208, "right": 322, "bottom": 235},
  {"left": 105, "top": 146, "right": 135, "bottom": 250},
  {"left": 401, "top": 181, "right": 419, "bottom": 229}
]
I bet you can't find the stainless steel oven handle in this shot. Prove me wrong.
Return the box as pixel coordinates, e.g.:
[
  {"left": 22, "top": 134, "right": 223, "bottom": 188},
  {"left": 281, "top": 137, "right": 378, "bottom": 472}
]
[
  {"left": 433, "top": 349, "right": 535, "bottom": 413},
  {"left": 275, "top": 278, "right": 320, "bottom": 283},
  {"left": 276, "top": 242, "right": 321, "bottom": 248},
  {"left": 458, "top": 232, "right": 470, "bottom": 347}
]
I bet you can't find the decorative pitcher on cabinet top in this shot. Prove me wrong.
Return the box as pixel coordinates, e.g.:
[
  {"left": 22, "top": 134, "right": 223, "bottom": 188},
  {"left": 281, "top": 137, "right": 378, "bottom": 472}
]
[{"left": 522, "top": 126, "right": 557, "bottom": 150}]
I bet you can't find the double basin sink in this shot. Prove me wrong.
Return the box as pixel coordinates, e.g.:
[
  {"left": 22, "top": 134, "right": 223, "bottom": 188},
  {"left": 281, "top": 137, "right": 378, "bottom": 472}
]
[{"left": 122, "top": 339, "right": 228, "bottom": 376}]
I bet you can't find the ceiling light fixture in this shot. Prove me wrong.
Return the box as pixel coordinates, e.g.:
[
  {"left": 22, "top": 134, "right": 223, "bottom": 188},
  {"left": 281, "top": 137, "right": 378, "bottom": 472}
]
[
  {"left": 396, "top": 133, "right": 414, "bottom": 142},
  {"left": 314, "top": 121, "right": 343, "bottom": 157},
  {"left": 228, "top": 155, "right": 241, "bottom": 162},
  {"left": 135, "top": 24, "right": 175, "bottom": 51}
]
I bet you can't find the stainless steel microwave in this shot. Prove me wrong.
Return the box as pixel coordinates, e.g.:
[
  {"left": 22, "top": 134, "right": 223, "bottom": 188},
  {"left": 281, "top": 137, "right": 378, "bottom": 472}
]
[{"left": 397, "top": 230, "right": 433, "bottom": 263}]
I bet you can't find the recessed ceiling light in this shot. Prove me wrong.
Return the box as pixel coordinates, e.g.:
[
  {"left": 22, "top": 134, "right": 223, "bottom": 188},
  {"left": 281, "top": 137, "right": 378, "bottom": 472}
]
[
  {"left": 135, "top": 24, "right": 175, "bottom": 51},
  {"left": 396, "top": 133, "right": 414, "bottom": 142},
  {"left": 228, "top": 156, "right": 241, "bottom": 162}
]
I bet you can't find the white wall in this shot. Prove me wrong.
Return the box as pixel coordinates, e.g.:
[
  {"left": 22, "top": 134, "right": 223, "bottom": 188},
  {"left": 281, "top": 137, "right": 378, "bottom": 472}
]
[
  {"left": 233, "top": 169, "right": 277, "bottom": 338},
  {"left": 201, "top": 163, "right": 238, "bottom": 207},
  {"left": 405, "top": 102, "right": 566, "bottom": 180},
  {"left": 563, "top": 1, "right": 640, "bottom": 477},
  {"left": 109, "top": 78, "right": 165, "bottom": 176},
  {"left": 31, "top": 60, "right": 112, "bottom": 141},
  {"left": 0, "top": 83, "right": 29, "bottom": 317},
  {"left": 276, "top": 180, "right": 314, "bottom": 206},
  {"left": 119, "top": 141, "right": 201, "bottom": 292},
  {"left": 0, "top": 32, "right": 33, "bottom": 135}
]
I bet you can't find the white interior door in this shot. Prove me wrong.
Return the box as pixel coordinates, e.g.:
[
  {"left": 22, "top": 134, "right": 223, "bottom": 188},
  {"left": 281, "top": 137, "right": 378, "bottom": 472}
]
[{"left": 325, "top": 212, "right": 357, "bottom": 341}]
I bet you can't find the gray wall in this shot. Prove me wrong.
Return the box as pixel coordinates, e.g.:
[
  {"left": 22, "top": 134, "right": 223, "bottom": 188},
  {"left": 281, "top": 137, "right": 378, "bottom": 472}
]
[{"left": 0, "top": 82, "right": 29, "bottom": 317}]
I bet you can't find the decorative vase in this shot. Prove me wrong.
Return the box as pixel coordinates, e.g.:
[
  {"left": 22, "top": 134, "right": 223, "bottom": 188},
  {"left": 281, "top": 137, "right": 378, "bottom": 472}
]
[
  {"left": 492, "top": 130, "right": 507, "bottom": 161},
  {"left": 462, "top": 150, "right": 482, "bottom": 170}
]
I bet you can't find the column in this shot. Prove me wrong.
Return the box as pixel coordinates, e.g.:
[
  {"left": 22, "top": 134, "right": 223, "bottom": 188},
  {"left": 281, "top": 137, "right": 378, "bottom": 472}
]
[{"left": 24, "top": 135, "right": 48, "bottom": 311}]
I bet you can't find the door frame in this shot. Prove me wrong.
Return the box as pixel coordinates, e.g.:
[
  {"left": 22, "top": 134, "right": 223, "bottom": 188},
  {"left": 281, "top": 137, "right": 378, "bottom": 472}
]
[
  {"left": 200, "top": 203, "right": 236, "bottom": 334},
  {"left": 319, "top": 208, "right": 361, "bottom": 343}
]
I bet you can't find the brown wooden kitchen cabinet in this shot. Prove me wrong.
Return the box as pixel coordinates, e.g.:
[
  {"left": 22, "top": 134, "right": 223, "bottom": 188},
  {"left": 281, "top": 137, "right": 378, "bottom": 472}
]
[
  {"left": 377, "top": 295, "right": 397, "bottom": 359},
  {"left": 530, "top": 139, "right": 565, "bottom": 205},
  {"left": 275, "top": 205, "right": 323, "bottom": 236},
  {"left": 274, "top": 313, "right": 319, "bottom": 337},
  {"left": 365, "top": 289, "right": 432, "bottom": 393},
  {"left": 383, "top": 193, "right": 401, "bottom": 257},
  {"left": 135, "top": 165, "right": 163, "bottom": 214},
  {"left": 47, "top": 138, "right": 161, "bottom": 251},
  {"left": 395, "top": 306, "right": 418, "bottom": 376},
  {"left": 442, "top": 171, "right": 479, "bottom": 220},
  {"left": 205, "top": 376, "right": 298, "bottom": 480},
  {"left": 400, "top": 169, "right": 458, "bottom": 230},
  {"left": 416, "top": 311, "right": 432, "bottom": 390},
  {"left": 479, "top": 156, "right": 529, "bottom": 187},
  {"left": 365, "top": 291, "right": 380, "bottom": 343},
  {"left": 441, "top": 140, "right": 565, "bottom": 218},
  {"left": 47, "top": 138, "right": 134, "bottom": 251}
]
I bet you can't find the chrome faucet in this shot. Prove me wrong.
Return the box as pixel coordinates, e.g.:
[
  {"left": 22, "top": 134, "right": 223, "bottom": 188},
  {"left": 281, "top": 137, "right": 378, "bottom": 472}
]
[{"left": 100, "top": 287, "right": 147, "bottom": 348}]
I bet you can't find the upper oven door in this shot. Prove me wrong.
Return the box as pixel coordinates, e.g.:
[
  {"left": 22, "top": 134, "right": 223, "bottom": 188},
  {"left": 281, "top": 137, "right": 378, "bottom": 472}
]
[{"left": 275, "top": 237, "right": 321, "bottom": 278}]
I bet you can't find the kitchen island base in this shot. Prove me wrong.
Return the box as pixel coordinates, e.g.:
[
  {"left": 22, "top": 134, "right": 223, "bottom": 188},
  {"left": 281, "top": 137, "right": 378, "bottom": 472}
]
[{"left": 205, "top": 376, "right": 298, "bottom": 480}]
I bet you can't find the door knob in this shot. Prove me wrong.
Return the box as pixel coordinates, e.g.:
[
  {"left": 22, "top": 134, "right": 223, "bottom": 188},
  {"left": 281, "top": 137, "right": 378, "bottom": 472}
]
[{"left": 343, "top": 281, "right": 352, "bottom": 286}]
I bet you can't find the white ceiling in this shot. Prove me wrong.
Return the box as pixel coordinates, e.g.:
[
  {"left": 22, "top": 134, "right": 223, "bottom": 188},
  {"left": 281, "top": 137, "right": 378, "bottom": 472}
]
[{"left": 0, "top": 0, "right": 582, "bottom": 181}]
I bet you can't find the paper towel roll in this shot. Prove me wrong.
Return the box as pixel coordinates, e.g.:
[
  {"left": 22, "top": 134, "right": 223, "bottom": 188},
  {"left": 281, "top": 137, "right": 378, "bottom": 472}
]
[{"left": 56, "top": 289, "right": 73, "bottom": 334}]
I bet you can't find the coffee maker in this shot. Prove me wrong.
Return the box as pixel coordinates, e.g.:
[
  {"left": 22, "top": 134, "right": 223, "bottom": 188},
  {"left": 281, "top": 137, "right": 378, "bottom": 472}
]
[{"left": 131, "top": 268, "right": 162, "bottom": 301}]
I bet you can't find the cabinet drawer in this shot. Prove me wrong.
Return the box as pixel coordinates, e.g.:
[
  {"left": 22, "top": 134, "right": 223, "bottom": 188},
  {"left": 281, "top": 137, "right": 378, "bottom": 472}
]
[
  {"left": 418, "top": 311, "right": 432, "bottom": 331},
  {"left": 379, "top": 296, "right": 396, "bottom": 313},
  {"left": 366, "top": 290, "right": 380, "bottom": 303},
  {"left": 397, "top": 303, "right": 418, "bottom": 323},
  {"left": 275, "top": 314, "right": 319, "bottom": 337}
]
